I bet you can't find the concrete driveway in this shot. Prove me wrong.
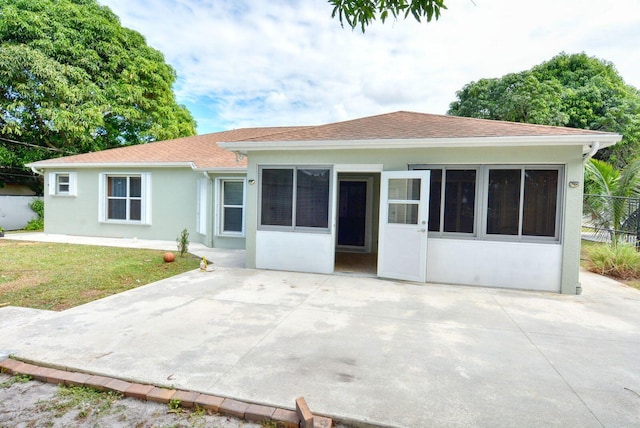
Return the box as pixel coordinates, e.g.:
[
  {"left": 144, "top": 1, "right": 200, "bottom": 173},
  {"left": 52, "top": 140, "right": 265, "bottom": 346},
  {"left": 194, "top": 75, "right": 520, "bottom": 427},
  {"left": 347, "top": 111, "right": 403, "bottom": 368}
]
[{"left": 1, "top": 262, "right": 639, "bottom": 427}]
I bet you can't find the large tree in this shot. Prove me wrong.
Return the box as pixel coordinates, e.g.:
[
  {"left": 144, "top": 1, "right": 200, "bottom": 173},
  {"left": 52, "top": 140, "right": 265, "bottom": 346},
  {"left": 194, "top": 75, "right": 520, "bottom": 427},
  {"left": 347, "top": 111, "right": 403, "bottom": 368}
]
[
  {"left": 448, "top": 53, "right": 640, "bottom": 167},
  {"left": 0, "top": 0, "right": 196, "bottom": 191},
  {"left": 329, "top": 0, "right": 447, "bottom": 31}
]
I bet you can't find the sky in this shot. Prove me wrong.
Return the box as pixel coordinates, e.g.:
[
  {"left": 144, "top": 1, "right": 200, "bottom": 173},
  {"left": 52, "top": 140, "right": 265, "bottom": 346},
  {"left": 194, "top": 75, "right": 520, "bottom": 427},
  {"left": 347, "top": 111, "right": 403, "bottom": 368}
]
[{"left": 98, "top": 0, "right": 640, "bottom": 135}]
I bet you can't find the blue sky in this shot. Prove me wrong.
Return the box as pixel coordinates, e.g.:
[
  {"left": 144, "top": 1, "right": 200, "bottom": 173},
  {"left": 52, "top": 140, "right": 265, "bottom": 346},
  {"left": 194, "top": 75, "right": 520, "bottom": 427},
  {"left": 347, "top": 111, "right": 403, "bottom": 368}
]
[{"left": 99, "top": 0, "right": 640, "bottom": 135}]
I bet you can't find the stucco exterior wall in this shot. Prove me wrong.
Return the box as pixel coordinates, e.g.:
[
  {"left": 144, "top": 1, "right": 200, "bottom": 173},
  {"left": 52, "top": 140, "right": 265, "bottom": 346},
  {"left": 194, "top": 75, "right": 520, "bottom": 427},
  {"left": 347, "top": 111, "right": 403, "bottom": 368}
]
[
  {"left": 244, "top": 144, "right": 585, "bottom": 293},
  {"left": 43, "top": 167, "right": 206, "bottom": 244}
]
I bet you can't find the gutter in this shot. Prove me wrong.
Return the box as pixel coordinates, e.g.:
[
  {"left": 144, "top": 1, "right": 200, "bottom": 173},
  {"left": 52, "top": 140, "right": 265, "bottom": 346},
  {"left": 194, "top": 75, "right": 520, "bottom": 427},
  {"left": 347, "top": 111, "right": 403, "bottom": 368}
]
[
  {"left": 30, "top": 166, "right": 44, "bottom": 175},
  {"left": 582, "top": 141, "right": 600, "bottom": 163}
]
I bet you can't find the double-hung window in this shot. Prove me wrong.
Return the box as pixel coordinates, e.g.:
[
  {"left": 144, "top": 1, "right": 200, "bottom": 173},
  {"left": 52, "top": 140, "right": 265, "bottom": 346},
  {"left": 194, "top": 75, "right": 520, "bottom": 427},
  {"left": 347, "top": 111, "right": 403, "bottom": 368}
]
[
  {"left": 219, "top": 179, "right": 245, "bottom": 235},
  {"left": 99, "top": 173, "right": 151, "bottom": 224},
  {"left": 260, "top": 166, "right": 331, "bottom": 231},
  {"left": 48, "top": 172, "right": 77, "bottom": 196}
]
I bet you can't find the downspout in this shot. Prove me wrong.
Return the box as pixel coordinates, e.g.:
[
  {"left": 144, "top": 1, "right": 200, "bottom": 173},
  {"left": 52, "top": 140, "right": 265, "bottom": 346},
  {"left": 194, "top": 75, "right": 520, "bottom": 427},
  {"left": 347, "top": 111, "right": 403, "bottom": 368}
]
[
  {"left": 30, "top": 166, "right": 44, "bottom": 175},
  {"left": 583, "top": 141, "right": 600, "bottom": 163},
  {"left": 574, "top": 141, "right": 601, "bottom": 296}
]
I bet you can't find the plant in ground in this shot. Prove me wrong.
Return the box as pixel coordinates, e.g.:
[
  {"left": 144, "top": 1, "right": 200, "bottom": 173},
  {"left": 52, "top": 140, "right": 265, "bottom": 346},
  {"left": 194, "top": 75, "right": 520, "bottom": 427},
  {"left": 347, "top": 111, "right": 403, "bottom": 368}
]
[
  {"left": 584, "top": 158, "right": 640, "bottom": 247},
  {"left": 0, "top": 374, "right": 32, "bottom": 388},
  {"left": 587, "top": 243, "right": 640, "bottom": 279},
  {"left": 24, "top": 199, "right": 44, "bottom": 231},
  {"left": 176, "top": 228, "right": 189, "bottom": 257}
]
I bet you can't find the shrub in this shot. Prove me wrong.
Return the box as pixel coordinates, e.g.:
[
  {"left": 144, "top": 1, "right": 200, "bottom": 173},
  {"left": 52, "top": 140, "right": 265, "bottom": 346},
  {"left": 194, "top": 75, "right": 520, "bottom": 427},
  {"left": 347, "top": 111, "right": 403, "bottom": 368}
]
[
  {"left": 176, "top": 228, "right": 189, "bottom": 257},
  {"left": 587, "top": 243, "right": 640, "bottom": 279},
  {"left": 24, "top": 199, "right": 44, "bottom": 231}
]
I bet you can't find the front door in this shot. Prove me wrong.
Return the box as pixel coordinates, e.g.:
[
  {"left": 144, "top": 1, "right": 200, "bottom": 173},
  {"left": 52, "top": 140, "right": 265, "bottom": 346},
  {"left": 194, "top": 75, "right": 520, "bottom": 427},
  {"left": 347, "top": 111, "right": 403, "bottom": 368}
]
[{"left": 377, "top": 171, "right": 430, "bottom": 282}]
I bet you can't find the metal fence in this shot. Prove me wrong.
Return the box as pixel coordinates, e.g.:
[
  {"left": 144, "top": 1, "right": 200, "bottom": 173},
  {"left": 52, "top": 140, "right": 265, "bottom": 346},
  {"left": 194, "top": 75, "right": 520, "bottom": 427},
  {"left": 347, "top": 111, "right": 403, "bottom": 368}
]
[{"left": 582, "top": 194, "right": 640, "bottom": 246}]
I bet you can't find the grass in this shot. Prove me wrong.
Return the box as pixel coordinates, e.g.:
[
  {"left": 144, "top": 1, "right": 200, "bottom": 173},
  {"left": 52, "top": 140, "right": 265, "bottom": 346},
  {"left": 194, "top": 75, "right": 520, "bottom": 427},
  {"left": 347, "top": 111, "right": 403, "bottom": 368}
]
[
  {"left": 36, "top": 385, "right": 123, "bottom": 419},
  {"left": 581, "top": 239, "right": 640, "bottom": 290},
  {"left": 0, "top": 240, "right": 200, "bottom": 310}
]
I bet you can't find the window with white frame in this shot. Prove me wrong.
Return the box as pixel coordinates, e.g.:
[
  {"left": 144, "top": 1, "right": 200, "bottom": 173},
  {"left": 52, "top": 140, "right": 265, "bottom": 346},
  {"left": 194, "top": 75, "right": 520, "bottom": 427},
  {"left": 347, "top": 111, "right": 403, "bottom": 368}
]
[
  {"left": 412, "top": 165, "right": 562, "bottom": 242},
  {"left": 48, "top": 172, "right": 77, "bottom": 196},
  {"left": 219, "top": 179, "right": 245, "bottom": 235},
  {"left": 259, "top": 166, "right": 331, "bottom": 231},
  {"left": 99, "top": 173, "right": 151, "bottom": 224}
]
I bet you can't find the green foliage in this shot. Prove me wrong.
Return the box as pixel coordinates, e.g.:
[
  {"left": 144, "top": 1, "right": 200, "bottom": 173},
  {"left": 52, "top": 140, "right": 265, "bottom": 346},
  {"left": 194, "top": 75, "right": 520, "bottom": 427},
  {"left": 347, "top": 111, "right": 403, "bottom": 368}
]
[
  {"left": 168, "top": 398, "right": 182, "bottom": 413},
  {"left": 0, "top": 0, "right": 196, "bottom": 189},
  {"left": 587, "top": 243, "right": 640, "bottom": 279},
  {"left": 176, "top": 228, "right": 190, "bottom": 257},
  {"left": 24, "top": 198, "right": 44, "bottom": 230},
  {"left": 329, "top": 0, "right": 446, "bottom": 31},
  {"left": 448, "top": 52, "right": 640, "bottom": 166},
  {"left": 0, "top": 374, "right": 32, "bottom": 388},
  {"left": 584, "top": 158, "right": 640, "bottom": 246}
]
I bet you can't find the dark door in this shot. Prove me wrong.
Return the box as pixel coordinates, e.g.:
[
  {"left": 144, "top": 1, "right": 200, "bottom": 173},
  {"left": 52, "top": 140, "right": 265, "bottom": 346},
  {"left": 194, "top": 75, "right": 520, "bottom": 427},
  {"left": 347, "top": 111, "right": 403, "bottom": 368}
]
[{"left": 338, "top": 180, "right": 367, "bottom": 247}]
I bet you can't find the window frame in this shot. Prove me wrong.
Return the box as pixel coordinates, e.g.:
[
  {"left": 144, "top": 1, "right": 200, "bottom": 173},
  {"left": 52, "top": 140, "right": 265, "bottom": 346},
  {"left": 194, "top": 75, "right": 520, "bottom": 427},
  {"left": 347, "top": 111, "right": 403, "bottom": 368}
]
[
  {"left": 98, "top": 173, "right": 151, "bottom": 225},
  {"left": 48, "top": 172, "right": 77, "bottom": 197},
  {"left": 216, "top": 177, "right": 246, "bottom": 237},
  {"left": 410, "top": 165, "right": 481, "bottom": 238},
  {"left": 410, "top": 164, "right": 563, "bottom": 243},
  {"left": 481, "top": 165, "right": 563, "bottom": 242},
  {"left": 258, "top": 165, "right": 333, "bottom": 233}
]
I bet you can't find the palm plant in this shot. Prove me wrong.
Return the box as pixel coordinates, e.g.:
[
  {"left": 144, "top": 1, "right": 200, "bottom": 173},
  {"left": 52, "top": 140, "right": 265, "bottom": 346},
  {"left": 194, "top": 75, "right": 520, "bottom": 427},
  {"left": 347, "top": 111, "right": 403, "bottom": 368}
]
[{"left": 584, "top": 158, "right": 640, "bottom": 247}]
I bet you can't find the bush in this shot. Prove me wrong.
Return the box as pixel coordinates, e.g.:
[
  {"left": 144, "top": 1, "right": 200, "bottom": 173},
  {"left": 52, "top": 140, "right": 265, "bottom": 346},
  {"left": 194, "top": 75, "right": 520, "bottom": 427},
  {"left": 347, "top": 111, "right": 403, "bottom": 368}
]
[
  {"left": 587, "top": 243, "right": 640, "bottom": 279},
  {"left": 24, "top": 199, "right": 44, "bottom": 231}
]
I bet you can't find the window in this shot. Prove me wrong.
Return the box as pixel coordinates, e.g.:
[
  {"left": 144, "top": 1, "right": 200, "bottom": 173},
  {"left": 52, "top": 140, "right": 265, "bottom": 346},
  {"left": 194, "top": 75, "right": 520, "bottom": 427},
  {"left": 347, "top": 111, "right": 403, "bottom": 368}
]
[
  {"left": 218, "top": 179, "right": 245, "bottom": 235},
  {"left": 98, "top": 173, "right": 151, "bottom": 224},
  {"left": 424, "top": 168, "right": 477, "bottom": 234},
  {"left": 411, "top": 164, "right": 562, "bottom": 242},
  {"left": 48, "top": 172, "right": 77, "bottom": 196},
  {"left": 260, "top": 166, "right": 331, "bottom": 231},
  {"left": 486, "top": 168, "right": 559, "bottom": 238}
]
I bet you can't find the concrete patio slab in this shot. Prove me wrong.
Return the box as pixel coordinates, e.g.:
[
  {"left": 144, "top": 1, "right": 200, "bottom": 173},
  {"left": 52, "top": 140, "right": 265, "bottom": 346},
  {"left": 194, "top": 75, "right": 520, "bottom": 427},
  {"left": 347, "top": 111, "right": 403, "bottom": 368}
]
[{"left": 0, "top": 256, "right": 638, "bottom": 426}]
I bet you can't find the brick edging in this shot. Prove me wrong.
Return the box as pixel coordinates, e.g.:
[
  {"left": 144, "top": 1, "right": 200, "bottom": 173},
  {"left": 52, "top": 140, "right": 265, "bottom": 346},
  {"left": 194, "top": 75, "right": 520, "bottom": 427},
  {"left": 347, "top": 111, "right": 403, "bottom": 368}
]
[{"left": 0, "top": 357, "right": 332, "bottom": 428}]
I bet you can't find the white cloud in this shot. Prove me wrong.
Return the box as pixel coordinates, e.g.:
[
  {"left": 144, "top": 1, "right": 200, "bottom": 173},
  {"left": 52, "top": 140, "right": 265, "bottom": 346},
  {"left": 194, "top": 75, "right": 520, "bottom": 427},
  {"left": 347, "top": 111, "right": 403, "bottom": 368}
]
[{"left": 100, "top": 0, "right": 640, "bottom": 133}]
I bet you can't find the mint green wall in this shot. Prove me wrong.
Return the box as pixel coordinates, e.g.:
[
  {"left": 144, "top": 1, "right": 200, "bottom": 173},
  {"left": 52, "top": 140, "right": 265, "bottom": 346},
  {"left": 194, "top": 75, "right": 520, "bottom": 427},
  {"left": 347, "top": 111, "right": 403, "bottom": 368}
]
[
  {"left": 44, "top": 167, "right": 205, "bottom": 244},
  {"left": 244, "top": 145, "right": 585, "bottom": 294},
  {"left": 206, "top": 172, "right": 246, "bottom": 250}
]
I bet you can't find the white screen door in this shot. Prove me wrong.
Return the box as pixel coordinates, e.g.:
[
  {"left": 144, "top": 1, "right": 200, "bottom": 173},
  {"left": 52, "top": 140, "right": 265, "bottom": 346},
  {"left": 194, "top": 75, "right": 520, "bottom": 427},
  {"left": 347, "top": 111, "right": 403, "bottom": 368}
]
[{"left": 377, "top": 171, "right": 430, "bottom": 282}]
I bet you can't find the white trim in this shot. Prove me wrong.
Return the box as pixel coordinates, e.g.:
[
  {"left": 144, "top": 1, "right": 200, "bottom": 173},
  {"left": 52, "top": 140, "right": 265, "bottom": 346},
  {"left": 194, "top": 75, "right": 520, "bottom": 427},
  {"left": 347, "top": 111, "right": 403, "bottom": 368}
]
[
  {"left": 196, "top": 178, "right": 208, "bottom": 235},
  {"left": 215, "top": 177, "right": 246, "bottom": 237},
  {"left": 334, "top": 164, "right": 383, "bottom": 173},
  {"left": 28, "top": 162, "right": 248, "bottom": 173},
  {"left": 219, "top": 134, "right": 622, "bottom": 154},
  {"left": 48, "top": 172, "right": 77, "bottom": 197},
  {"left": 29, "top": 162, "right": 194, "bottom": 169},
  {"left": 98, "top": 172, "right": 152, "bottom": 225}
]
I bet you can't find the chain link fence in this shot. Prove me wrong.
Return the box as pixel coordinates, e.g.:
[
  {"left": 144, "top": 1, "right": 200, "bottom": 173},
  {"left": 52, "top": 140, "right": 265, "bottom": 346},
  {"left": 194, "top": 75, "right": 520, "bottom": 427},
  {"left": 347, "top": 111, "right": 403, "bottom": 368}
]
[{"left": 583, "top": 194, "right": 640, "bottom": 247}]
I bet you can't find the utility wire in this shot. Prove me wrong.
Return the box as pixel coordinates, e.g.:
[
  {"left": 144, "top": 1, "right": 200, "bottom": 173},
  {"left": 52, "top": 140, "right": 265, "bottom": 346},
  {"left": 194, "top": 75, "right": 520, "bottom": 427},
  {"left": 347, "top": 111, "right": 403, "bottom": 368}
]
[{"left": 0, "top": 136, "right": 77, "bottom": 155}]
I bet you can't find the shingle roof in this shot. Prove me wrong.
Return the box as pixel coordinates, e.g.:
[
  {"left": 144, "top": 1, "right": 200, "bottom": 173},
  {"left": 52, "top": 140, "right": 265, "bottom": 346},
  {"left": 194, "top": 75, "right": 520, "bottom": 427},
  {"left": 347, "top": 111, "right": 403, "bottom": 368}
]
[
  {"left": 28, "top": 127, "right": 307, "bottom": 169},
  {"left": 28, "top": 111, "right": 618, "bottom": 169},
  {"left": 237, "top": 111, "right": 616, "bottom": 142}
]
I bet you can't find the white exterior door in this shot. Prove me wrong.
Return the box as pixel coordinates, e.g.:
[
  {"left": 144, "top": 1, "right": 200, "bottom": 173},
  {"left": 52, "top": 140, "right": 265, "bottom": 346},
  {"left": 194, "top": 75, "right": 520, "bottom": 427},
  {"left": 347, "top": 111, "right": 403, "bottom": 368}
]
[{"left": 378, "top": 171, "right": 430, "bottom": 282}]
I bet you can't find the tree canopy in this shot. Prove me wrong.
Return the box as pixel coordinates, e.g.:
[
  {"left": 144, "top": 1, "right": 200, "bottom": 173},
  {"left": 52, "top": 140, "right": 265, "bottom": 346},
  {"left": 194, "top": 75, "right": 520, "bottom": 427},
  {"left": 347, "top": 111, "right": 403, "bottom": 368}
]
[
  {"left": 329, "top": 0, "right": 447, "bottom": 32},
  {"left": 0, "top": 0, "right": 196, "bottom": 191},
  {"left": 448, "top": 53, "right": 640, "bottom": 166}
]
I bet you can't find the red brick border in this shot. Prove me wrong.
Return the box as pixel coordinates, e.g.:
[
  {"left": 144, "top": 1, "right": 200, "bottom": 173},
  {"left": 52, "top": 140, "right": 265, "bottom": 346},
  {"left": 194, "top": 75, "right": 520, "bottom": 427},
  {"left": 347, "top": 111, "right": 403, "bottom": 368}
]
[{"left": 0, "top": 357, "right": 333, "bottom": 427}]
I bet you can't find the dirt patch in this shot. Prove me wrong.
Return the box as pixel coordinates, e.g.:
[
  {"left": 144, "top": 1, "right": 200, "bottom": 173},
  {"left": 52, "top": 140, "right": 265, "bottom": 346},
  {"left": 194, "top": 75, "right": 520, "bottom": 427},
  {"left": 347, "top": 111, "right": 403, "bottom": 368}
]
[
  {"left": 0, "top": 373, "right": 262, "bottom": 428},
  {"left": 0, "top": 271, "right": 49, "bottom": 294}
]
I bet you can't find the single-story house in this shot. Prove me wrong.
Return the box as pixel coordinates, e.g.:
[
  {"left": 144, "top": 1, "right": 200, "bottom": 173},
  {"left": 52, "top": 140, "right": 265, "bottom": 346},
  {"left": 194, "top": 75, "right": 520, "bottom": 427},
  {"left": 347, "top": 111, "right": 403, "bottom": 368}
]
[{"left": 27, "top": 111, "right": 621, "bottom": 294}]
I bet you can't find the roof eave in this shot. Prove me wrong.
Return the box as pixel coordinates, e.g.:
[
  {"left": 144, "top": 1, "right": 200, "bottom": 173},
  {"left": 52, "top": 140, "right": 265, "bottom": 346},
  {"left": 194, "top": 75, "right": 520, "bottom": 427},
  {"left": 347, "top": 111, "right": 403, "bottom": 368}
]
[
  {"left": 24, "top": 161, "right": 197, "bottom": 169},
  {"left": 219, "top": 134, "right": 623, "bottom": 154}
]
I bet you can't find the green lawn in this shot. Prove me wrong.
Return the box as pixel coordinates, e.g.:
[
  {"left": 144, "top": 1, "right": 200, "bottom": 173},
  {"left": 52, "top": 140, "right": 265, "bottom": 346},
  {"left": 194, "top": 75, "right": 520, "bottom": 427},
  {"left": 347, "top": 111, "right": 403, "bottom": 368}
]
[{"left": 0, "top": 240, "right": 200, "bottom": 310}]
